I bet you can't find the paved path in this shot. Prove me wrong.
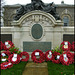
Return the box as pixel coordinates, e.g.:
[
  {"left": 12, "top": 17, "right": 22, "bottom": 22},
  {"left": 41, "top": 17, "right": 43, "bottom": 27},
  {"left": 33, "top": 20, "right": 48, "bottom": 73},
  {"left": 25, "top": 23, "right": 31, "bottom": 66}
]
[{"left": 22, "top": 62, "right": 48, "bottom": 75}]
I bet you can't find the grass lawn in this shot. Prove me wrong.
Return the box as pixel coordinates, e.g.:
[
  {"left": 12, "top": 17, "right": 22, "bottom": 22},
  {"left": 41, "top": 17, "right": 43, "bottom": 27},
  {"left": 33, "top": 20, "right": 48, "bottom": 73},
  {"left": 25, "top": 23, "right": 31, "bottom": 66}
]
[
  {"left": 1, "top": 61, "right": 28, "bottom": 75},
  {"left": 47, "top": 61, "right": 74, "bottom": 75}
]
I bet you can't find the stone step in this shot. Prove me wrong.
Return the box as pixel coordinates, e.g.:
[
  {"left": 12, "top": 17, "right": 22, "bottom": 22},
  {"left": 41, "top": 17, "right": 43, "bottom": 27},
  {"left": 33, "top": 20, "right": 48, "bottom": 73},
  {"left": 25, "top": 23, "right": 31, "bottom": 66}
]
[
  {"left": 22, "top": 62, "right": 48, "bottom": 75},
  {"left": 26, "top": 62, "right": 47, "bottom": 67}
]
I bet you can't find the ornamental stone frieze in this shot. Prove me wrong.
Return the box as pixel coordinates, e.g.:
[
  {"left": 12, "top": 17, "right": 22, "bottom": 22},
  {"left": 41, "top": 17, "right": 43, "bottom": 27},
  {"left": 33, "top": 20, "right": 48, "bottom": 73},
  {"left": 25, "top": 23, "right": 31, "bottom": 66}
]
[{"left": 11, "top": 10, "right": 63, "bottom": 27}]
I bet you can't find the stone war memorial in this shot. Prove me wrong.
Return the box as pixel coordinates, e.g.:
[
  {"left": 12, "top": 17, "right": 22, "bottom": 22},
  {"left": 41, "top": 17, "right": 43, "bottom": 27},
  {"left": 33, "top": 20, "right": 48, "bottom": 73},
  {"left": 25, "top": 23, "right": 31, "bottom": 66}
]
[
  {"left": 1, "top": 0, "right": 74, "bottom": 60},
  {"left": 1, "top": 0, "right": 74, "bottom": 75}
]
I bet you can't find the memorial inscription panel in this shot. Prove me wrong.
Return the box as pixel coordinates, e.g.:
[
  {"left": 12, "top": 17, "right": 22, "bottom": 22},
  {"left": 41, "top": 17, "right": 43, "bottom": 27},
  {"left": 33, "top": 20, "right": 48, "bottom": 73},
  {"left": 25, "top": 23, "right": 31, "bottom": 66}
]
[{"left": 23, "top": 42, "right": 51, "bottom": 52}]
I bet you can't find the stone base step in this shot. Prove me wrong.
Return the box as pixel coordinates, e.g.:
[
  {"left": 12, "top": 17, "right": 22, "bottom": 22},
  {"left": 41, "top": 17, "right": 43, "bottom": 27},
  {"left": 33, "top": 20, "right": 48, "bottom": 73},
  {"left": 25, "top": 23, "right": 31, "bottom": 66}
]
[
  {"left": 22, "top": 62, "right": 48, "bottom": 75},
  {"left": 26, "top": 62, "right": 47, "bottom": 67}
]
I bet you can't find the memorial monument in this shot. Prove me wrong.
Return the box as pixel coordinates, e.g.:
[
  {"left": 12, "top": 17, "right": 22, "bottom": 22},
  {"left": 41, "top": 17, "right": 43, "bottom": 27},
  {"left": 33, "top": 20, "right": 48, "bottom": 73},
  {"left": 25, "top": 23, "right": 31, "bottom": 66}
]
[
  {"left": 1, "top": 0, "right": 74, "bottom": 61},
  {"left": 14, "top": 0, "right": 60, "bottom": 20}
]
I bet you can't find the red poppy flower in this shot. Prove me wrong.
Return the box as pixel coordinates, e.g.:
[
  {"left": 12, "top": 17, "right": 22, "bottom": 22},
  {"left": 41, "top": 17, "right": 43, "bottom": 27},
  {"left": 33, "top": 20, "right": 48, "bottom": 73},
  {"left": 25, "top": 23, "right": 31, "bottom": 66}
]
[
  {"left": 1, "top": 51, "right": 11, "bottom": 64},
  {"left": 71, "top": 41, "right": 75, "bottom": 51},
  {"left": 1, "top": 51, "right": 11, "bottom": 57},
  {"left": 7, "top": 62, "right": 13, "bottom": 68},
  {"left": 60, "top": 52, "right": 71, "bottom": 65},
  {"left": 1, "top": 61, "right": 13, "bottom": 70},
  {"left": 45, "top": 50, "right": 55, "bottom": 61},
  {"left": 63, "top": 51, "right": 73, "bottom": 64},
  {"left": 52, "top": 52, "right": 60, "bottom": 64},
  {"left": 71, "top": 53, "right": 75, "bottom": 63},
  {"left": 8, "top": 54, "right": 20, "bottom": 64},
  {"left": 3, "top": 40, "right": 14, "bottom": 51},
  {"left": 61, "top": 41, "right": 71, "bottom": 51},
  {"left": 0, "top": 41, "right": 4, "bottom": 50},
  {"left": 20, "top": 51, "right": 29, "bottom": 62},
  {"left": 1, "top": 62, "right": 9, "bottom": 70},
  {"left": 31, "top": 49, "right": 45, "bottom": 63}
]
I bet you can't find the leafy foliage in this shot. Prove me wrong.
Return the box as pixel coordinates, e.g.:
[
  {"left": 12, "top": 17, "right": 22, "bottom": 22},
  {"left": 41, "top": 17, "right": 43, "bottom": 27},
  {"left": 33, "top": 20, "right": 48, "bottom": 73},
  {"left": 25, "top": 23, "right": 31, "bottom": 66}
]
[
  {"left": 52, "top": 45, "right": 63, "bottom": 54},
  {"left": 9, "top": 47, "right": 21, "bottom": 54}
]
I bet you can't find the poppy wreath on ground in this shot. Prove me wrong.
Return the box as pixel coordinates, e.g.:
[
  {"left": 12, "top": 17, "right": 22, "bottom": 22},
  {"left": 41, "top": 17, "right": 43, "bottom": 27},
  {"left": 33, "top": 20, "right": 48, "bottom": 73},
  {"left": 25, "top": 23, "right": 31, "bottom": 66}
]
[
  {"left": 0, "top": 41, "right": 4, "bottom": 50},
  {"left": 8, "top": 54, "right": 20, "bottom": 64},
  {"left": 20, "top": 51, "right": 29, "bottom": 62},
  {"left": 67, "top": 52, "right": 75, "bottom": 64},
  {"left": 1, "top": 61, "right": 13, "bottom": 70},
  {"left": 1, "top": 51, "right": 11, "bottom": 57},
  {"left": 1, "top": 51, "right": 11, "bottom": 63},
  {"left": 6, "top": 62, "right": 13, "bottom": 69},
  {"left": 60, "top": 52, "right": 71, "bottom": 65},
  {"left": 3, "top": 41, "right": 14, "bottom": 51},
  {"left": 52, "top": 51, "right": 60, "bottom": 64},
  {"left": 63, "top": 51, "right": 73, "bottom": 64},
  {"left": 31, "top": 49, "right": 45, "bottom": 63},
  {"left": 61, "top": 41, "right": 71, "bottom": 51},
  {"left": 71, "top": 53, "right": 75, "bottom": 63},
  {"left": 71, "top": 41, "right": 75, "bottom": 51},
  {"left": 45, "top": 50, "right": 55, "bottom": 61},
  {"left": 1, "top": 62, "right": 9, "bottom": 70}
]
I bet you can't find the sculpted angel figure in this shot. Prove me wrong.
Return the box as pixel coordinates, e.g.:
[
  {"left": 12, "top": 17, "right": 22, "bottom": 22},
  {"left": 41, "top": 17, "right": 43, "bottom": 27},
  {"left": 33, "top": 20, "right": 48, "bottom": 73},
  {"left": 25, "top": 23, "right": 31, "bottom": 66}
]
[{"left": 14, "top": 0, "right": 60, "bottom": 20}]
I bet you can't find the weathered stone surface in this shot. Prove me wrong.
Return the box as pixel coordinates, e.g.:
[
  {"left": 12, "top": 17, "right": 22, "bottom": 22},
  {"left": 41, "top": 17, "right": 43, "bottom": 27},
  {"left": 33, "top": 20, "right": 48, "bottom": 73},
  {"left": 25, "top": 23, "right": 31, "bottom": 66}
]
[
  {"left": 22, "top": 62, "right": 48, "bottom": 75},
  {"left": 26, "top": 62, "right": 47, "bottom": 67},
  {"left": 1, "top": 10, "right": 74, "bottom": 51},
  {"left": 3, "top": 4, "right": 74, "bottom": 26}
]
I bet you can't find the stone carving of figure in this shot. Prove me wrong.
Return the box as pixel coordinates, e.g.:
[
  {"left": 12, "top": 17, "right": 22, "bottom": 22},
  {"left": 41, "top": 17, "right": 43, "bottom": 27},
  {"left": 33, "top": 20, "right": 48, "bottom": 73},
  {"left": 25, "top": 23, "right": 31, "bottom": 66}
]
[
  {"left": 31, "top": 0, "right": 42, "bottom": 3},
  {"left": 14, "top": 0, "right": 61, "bottom": 20},
  {"left": 14, "top": 5, "right": 25, "bottom": 20}
]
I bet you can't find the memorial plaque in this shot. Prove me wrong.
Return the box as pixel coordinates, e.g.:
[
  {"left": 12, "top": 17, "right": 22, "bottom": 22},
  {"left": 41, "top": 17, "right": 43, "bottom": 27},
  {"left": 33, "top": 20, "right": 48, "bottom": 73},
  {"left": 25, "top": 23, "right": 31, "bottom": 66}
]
[
  {"left": 63, "top": 34, "right": 74, "bottom": 44},
  {"left": 0, "top": 34, "right": 12, "bottom": 43},
  {"left": 31, "top": 24, "right": 43, "bottom": 39},
  {"left": 23, "top": 42, "right": 51, "bottom": 52}
]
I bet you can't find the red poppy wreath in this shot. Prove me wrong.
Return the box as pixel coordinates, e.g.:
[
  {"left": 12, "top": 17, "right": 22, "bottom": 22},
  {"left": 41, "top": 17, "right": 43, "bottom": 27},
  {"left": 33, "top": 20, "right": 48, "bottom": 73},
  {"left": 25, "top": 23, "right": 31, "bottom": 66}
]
[
  {"left": 8, "top": 54, "right": 20, "bottom": 64},
  {"left": 45, "top": 50, "right": 55, "bottom": 61},
  {"left": 0, "top": 41, "right": 4, "bottom": 50},
  {"left": 60, "top": 52, "right": 71, "bottom": 65},
  {"left": 20, "top": 51, "right": 29, "bottom": 62},
  {"left": 4, "top": 40, "right": 14, "bottom": 51},
  {"left": 71, "top": 53, "right": 75, "bottom": 63},
  {"left": 52, "top": 51, "right": 60, "bottom": 64},
  {"left": 31, "top": 49, "right": 45, "bottom": 63},
  {"left": 61, "top": 41, "right": 71, "bottom": 51},
  {"left": 1, "top": 61, "right": 13, "bottom": 70},
  {"left": 71, "top": 41, "right": 75, "bottom": 51},
  {"left": 1, "top": 51, "right": 11, "bottom": 57},
  {"left": 63, "top": 51, "right": 73, "bottom": 64},
  {"left": 1, "top": 51, "right": 11, "bottom": 64}
]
